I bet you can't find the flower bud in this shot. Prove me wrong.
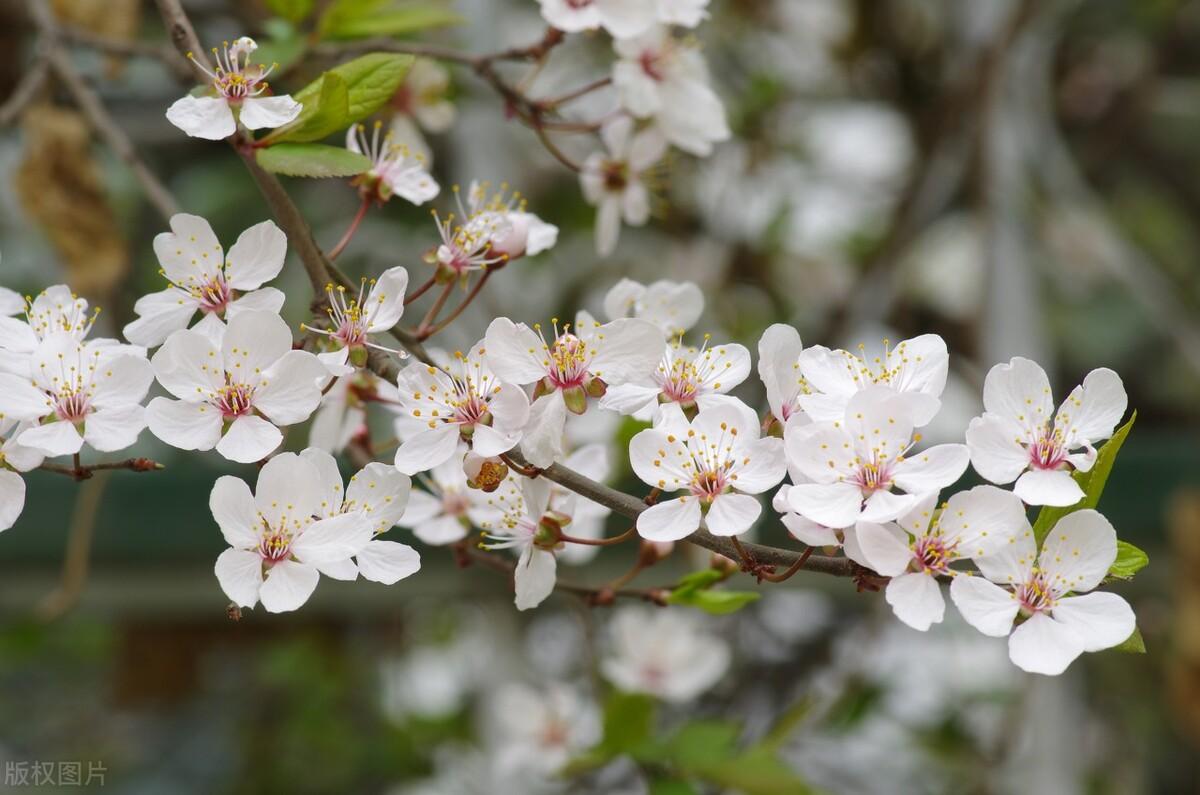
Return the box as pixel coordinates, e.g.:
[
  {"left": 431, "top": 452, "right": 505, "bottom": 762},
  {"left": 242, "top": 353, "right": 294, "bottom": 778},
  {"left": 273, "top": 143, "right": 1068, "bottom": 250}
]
[
  {"left": 534, "top": 510, "right": 572, "bottom": 549},
  {"left": 464, "top": 451, "right": 508, "bottom": 492}
]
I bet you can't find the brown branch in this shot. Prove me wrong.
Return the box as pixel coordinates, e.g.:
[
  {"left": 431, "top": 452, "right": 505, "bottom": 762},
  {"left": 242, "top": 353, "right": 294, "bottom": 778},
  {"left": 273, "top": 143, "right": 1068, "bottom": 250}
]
[
  {"left": 58, "top": 23, "right": 193, "bottom": 81},
  {"left": 35, "top": 470, "right": 111, "bottom": 620},
  {"left": 38, "top": 457, "right": 165, "bottom": 481},
  {"left": 0, "top": 52, "right": 49, "bottom": 127}
]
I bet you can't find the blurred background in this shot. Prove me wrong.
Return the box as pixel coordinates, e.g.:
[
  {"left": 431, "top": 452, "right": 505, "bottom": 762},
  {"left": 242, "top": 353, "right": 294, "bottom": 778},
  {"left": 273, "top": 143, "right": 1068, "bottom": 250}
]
[{"left": 1, "top": 0, "right": 1198, "bottom": 792}]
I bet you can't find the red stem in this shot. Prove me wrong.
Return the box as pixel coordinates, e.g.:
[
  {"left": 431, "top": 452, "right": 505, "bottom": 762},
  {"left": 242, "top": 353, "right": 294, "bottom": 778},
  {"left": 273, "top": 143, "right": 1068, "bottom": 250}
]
[
  {"left": 404, "top": 275, "right": 437, "bottom": 305},
  {"left": 423, "top": 270, "right": 493, "bottom": 339},
  {"left": 558, "top": 526, "right": 636, "bottom": 547},
  {"left": 328, "top": 196, "right": 370, "bottom": 261}
]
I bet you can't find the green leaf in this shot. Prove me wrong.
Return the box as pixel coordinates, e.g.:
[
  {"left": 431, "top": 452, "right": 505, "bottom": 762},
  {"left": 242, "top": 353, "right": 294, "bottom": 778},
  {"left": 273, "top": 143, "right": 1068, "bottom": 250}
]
[
  {"left": 319, "top": 0, "right": 462, "bottom": 40},
  {"left": 256, "top": 143, "right": 370, "bottom": 178},
  {"left": 649, "top": 780, "right": 699, "bottom": 795},
  {"left": 1108, "top": 540, "right": 1149, "bottom": 580},
  {"left": 688, "top": 748, "right": 815, "bottom": 795},
  {"left": 1111, "top": 627, "right": 1146, "bottom": 654},
  {"left": 666, "top": 721, "right": 739, "bottom": 769},
  {"left": 668, "top": 587, "right": 761, "bottom": 615},
  {"left": 266, "top": 73, "right": 349, "bottom": 144},
  {"left": 253, "top": 19, "right": 307, "bottom": 71},
  {"left": 670, "top": 568, "right": 726, "bottom": 595},
  {"left": 1031, "top": 411, "right": 1137, "bottom": 544},
  {"left": 292, "top": 53, "right": 413, "bottom": 130},
  {"left": 265, "top": 0, "right": 315, "bottom": 23},
  {"left": 600, "top": 691, "right": 656, "bottom": 755}
]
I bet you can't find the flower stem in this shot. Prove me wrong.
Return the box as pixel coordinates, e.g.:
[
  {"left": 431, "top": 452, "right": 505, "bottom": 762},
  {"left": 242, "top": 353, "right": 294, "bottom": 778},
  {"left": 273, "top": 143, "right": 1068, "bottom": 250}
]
[
  {"left": 416, "top": 281, "right": 456, "bottom": 339},
  {"left": 404, "top": 275, "right": 437, "bottom": 306},
  {"left": 558, "top": 525, "right": 636, "bottom": 547},
  {"left": 423, "top": 270, "right": 492, "bottom": 339},
  {"left": 328, "top": 196, "right": 370, "bottom": 261}
]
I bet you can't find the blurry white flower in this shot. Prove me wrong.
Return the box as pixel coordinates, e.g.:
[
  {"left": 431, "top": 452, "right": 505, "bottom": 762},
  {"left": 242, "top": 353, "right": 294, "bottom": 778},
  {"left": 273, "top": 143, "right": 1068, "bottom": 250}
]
[
  {"left": 757, "top": 323, "right": 808, "bottom": 426},
  {"left": 397, "top": 450, "right": 502, "bottom": 546},
  {"left": 603, "top": 278, "right": 704, "bottom": 338},
  {"left": 657, "top": 0, "right": 710, "bottom": 27},
  {"left": 124, "top": 214, "right": 287, "bottom": 348},
  {"left": 166, "top": 37, "right": 301, "bottom": 140},
  {"left": 478, "top": 477, "right": 561, "bottom": 610},
  {"left": 485, "top": 683, "right": 601, "bottom": 778},
  {"left": 965, "top": 357, "right": 1127, "bottom": 507},
  {"left": 950, "top": 510, "right": 1136, "bottom": 675},
  {"left": 537, "top": 0, "right": 656, "bottom": 38},
  {"left": 347, "top": 122, "right": 439, "bottom": 205},
  {"left": 601, "top": 606, "right": 730, "bottom": 702},
  {"left": 580, "top": 118, "right": 667, "bottom": 257},
  {"left": 146, "top": 310, "right": 327, "bottom": 463},
  {"left": 0, "top": 418, "right": 45, "bottom": 532}
]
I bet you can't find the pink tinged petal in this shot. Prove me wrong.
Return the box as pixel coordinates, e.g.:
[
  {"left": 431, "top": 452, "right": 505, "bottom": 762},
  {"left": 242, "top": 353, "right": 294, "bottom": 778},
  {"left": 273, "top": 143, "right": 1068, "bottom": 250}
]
[
  {"left": 514, "top": 546, "right": 557, "bottom": 611},
  {"left": 345, "top": 461, "right": 411, "bottom": 530},
  {"left": 965, "top": 414, "right": 1029, "bottom": 484},
  {"left": 83, "top": 405, "right": 145, "bottom": 452},
  {"left": 123, "top": 288, "right": 199, "bottom": 347},
  {"left": 214, "top": 548, "right": 264, "bottom": 608},
  {"left": 519, "top": 393, "right": 567, "bottom": 468},
  {"left": 949, "top": 575, "right": 1020, "bottom": 637},
  {"left": 239, "top": 95, "right": 303, "bottom": 130},
  {"left": 859, "top": 490, "right": 919, "bottom": 524},
  {"left": 394, "top": 424, "right": 461, "bottom": 475},
  {"left": 0, "top": 373, "right": 52, "bottom": 420},
  {"left": 413, "top": 515, "right": 468, "bottom": 545},
  {"left": 781, "top": 513, "right": 839, "bottom": 547},
  {"left": 216, "top": 414, "right": 283, "bottom": 464},
  {"left": 704, "top": 493, "right": 761, "bottom": 536},
  {"left": 364, "top": 266, "right": 409, "bottom": 332},
  {"left": 470, "top": 424, "right": 520, "bottom": 457},
  {"left": 586, "top": 318, "right": 663, "bottom": 385},
  {"left": 637, "top": 496, "right": 702, "bottom": 542},
  {"left": 484, "top": 318, "right": 548, "bottom": 384},
  {"left": 292, "top": 511, "right": 374, "bottom": 564},
  {"left": 357, "top": 539, "right": 421, "bottom": 584},
  {"left": 982, "top": 356, "right": 1054, "bottom": 435},
  {"left": 151, "top": 329, "right": 222, "bottom": 400},
  {"left": 1038, "top": 509, "right": 1118, "bottom": 595},
  {"left": 224, "top": 220, "right": 287, "bottom": 290},
  {"left": 1007, "top": 612, "right": 1085, "bottom": 676},
  {"left": 855, "top": 521, "right": 912, "bottom": 576},
  {"left": 891, "top": 443, "right": 969, "bottom": 495},
  {"left": 595, "top": 197, "right": 622, "bottom": 257},
  {"left": 254, "top": 453, "right": 321, "bottom": 523},
  {"left": 629, "top": 428, "right": 691, "bottom": 490},
  {"left": 596, "top": 0, "right": 657, "bottom": 37},
  {"left": 165, "top": 95, "right": 236, "bottom": 140},
  {"left": 209, "top": 475, "right": 261, "bottom": 548},
  {"left": 786, "top": 481, "right": 863, "bottom": 529},
  {"left": 256, "top": 350, "right": 327, "bottom": 424},
  {"left": 1050, "top": 592, "right": 1136, "bottom": 652},
  {"left": 756, "top": 323, "right": 803, "bottom": 422},
  {"left": 885, "top": 572, "right": 946, "bottom": 631},
  {"left": 18, "top": 421, "right": 84, "bottom": 457},
  {"left": 259, "top": 560, "right": 320, "bottom": 613},
  {"left": 1014, "top": 469, "right": 1083, "bottom": 507},
  {"left": 1056, "top": 367, "right": 1127, "bottom": 448},
  {"left": 0, "top": 316, "right": 39, "bottom": 353},
  {"left": 729, "top": 436, "right": 787, "bottom": 494},
  {"left": 0, "top": 470, "right": 26, "bottom": 531},
  {"left": 298, "top": 447, "right": 344, "bottom": 518},
  {"left": 146, "top": 397, "right": 222, "bottom": 450},
  {"left": 90, "top": 354, "right": 154, "bottom": 409},
  {"left": 784, "top": 422, "right": 854, "bottom": 484},
  {"left": 222, "top": 310, "right": 293, "bottom": 381}
]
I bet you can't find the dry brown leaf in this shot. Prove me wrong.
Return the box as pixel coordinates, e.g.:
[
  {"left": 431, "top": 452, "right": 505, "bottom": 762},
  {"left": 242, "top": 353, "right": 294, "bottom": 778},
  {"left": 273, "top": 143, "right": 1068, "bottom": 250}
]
[
  {"left": 50, "top": 0, "right": 141, "bottom": 78},
  {"left": 14, "top": 104, "right": 129, "bottom": 300}
]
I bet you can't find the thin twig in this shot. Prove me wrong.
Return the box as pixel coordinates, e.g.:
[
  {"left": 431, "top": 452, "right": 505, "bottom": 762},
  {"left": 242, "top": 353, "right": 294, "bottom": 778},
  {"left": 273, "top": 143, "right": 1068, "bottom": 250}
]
[
  {"left": 38, "top": 457, "right": 164, "bottom": 480},
  {"left": 328, "top": 196, "right": 370, "bottom": 261},
  {"left": 35, "top": 470, "right": 111, "bottom": 620},
  {"left": 58, "top": 23, "right": 193, "bottom": 81},
  {"left": 0, "top": 53, "right": 50, "bottom": 127},
  {"left": 423, "top": 269, "right": 493, "bottom": 338}
]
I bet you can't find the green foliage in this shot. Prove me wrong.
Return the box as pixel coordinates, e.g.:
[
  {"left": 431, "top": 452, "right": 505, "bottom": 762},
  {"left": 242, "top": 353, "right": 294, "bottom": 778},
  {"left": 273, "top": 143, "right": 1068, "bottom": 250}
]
[
  {"left": 267, "top": 73, "right": 350, "bottom": 144},
  {"left": 252, "top": 19, "right": 307, "bottom": 72},
  {"left": 318, "top": 0, "right": 463, "bottom": 40},
  {"left": 256, "top": 143, "right": 371, "bottom": 178},
  {"left": 648, "top": 780, "right": 700, "bottom": 795},
  {"left": 1031, "top": 411, "right": 1137, "bottom": 544},
  {"left": 1109, "top": 540, "right": 1150, "bottom": 580},
  {"left": 265, "top": 0, "right": 316, "bottom": 23},
  {"left": 291, "top": 53, "right": 413, "bottom": 131},
  {"left": 666, "top": 567, "right": 759, "bottom": 614},
  {"left": 1112, "top": 627, "right": 1147, "bottom": 654}
]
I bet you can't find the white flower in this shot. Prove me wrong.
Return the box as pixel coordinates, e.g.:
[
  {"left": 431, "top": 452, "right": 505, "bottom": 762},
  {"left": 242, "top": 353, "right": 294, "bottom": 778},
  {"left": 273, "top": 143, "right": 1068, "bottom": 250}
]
[
  {"left": 0, "top": 285, "right": 23, "bottom": 316},
  {"left": 0, "top": 333, "right": 152, "bottom": 457},
  {"left": 657, "top": 0, "right": 710, "bottom": 27},
  {"left": 392, "top": 340, "right": 530, "bottom": 475},
  {"left": 949, "top": 509, "right": 1136, "bottom": 675},
  {"left": 210, "top": 453, "right": 375, "bottom": 613},
  {"left": 166, "top": 37, "right": 301, "bottom": 140},
  {"left": 0, "top": 285, "right": 101, "bottom": 373},
  {"left": 397, "top": 450, "right": 501, "bottom": 545},
  {"left": 485, "top": 683, "right": 601, "bottom": 779},
  {"left": 478, "top": 476, "right": 561, "bottom": 611},
  {"left": 0, "top": 418, "right": 46, "bottom": 532},
  {"left": 537, "top": 0, "right": 657, "bottom": 38},
  {"left": 965, "top": 357, "right": 1127, "bottom": 507},
  {"left": 299, "top": 448, "right": 420, "bottom": 585},
  {"left": 346, "top": 122, "right": 439, "bottom": 205},
  {"left": 553, "top": 444, "right": 613, "bottom": 565},
  {"left": 603, "top": 277, "right": 704, "bottom": 338},
  {"left": 612, "top": 26, "right": 730, "bottom": 156},
  {"left": 580, "top": 118, "right": 668, "bottom": 257},
  {"left": 304, "top": 267, "right": 410, "bottom": 375},
  {"left": 600, "top": 335, "right": 751, "bottom": 422},
  {"left": 485, "top": 314, "right": 662, "bottom": 467},
  {"left": 757, "top": 323, "right": 809, "bottom": 426},
  {"left": 855, "top": 486, "right": 1028, "bottom": 631},
  {"left": 393, "top": 58, "right": 456, "bottom": 135},
  {"left": 308, "top": 371, "right": 397, "bottom": 454},
  {"left": 123, "top": 214, "right": 287, "bottom": 348},
  {"left": 601, "top": 606, "right": 730, "bottom": 702},
  {"left": 783, "top": 387, "right": 970, "bottom": 528},
  {"left": 630, "top": 400, "right": 786, "bottom": 541},
  {"left": 146, "top": 310, "right": 327, "bottom": 463},
  {"left": 796, "top": 334, "right": 949, "bottom": 426},
  {"left": 458, "top": 181, "right": 558, "bottom": 262}
]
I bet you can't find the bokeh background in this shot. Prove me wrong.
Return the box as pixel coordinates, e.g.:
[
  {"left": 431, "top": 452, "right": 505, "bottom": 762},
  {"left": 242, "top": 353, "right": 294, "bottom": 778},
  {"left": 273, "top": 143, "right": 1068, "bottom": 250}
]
[{"left": 1, "top": 0, "right": 1198, "bottom": 792}]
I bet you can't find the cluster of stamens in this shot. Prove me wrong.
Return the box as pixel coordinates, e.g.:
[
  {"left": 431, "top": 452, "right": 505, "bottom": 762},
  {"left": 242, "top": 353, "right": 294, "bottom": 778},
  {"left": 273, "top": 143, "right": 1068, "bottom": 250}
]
[
  {"left": 1027, "top": 425, "right": 1068, "bottom": 470},
  {"left": 683, "top": 421, "right": 740, "bottom": 501},
  {"left": 657, "top": 335, "right": 730, "bottom": 405},
  {"left": 188, "top": 38, "right": 276, "bottom": 102},
  {"left": 402, "top": 352, "right": 500, "bottom": 432},
  {"left": 215, "top": 381, "right": 255, "bottom": 419},
  {"left": 38, "top": 347, "right": 104, "bottom": 424},
  {"left": 24, "top": 294, "right": 99, "bottom": 342},
  {"left": 1015, "top": 570, "right": 1056, "bottom": 615},
  {"left": 911, "top": 533, "right": 957, "bottom": 575},
  {"left": 839, "top": 338, "right": 921, "bottom": 390}
]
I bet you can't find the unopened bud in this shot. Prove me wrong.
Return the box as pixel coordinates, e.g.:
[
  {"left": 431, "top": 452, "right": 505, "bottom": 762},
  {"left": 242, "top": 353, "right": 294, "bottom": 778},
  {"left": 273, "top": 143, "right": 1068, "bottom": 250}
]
[
  {"left": 710, "top": 554, "right": 738, "bottom": 575},
  {"left": 464, "top": 451, "right": 508, "bottom": 492}
]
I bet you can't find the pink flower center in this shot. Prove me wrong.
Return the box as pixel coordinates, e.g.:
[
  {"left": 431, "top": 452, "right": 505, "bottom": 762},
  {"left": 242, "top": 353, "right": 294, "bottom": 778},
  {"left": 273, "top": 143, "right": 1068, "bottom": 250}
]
[
  {"left": 565, "top": 0, "right": 593, "bottom": 8},
  {"left": 216, "top": 382, "right": 255, "bottom": 419},
  {"left": 639, "top": 50, "right": 666, "bottom": 82},
  {"left": 442, "top": 491, "right": 470, "bottom": 517},
  {"left": 194, "top": 273, "right": 233, "bottom": 315},
  {"left": 912, "top": 534, "right": 956, "bottom": 575},
  {"left": 54, "top": 389, "right": 91, "bottom": 424},
  {"left": 546, "top": 333, "right": 591, "bottom": 389},
  {"left": 852, "top": 457, "right": 895, "bottom": 495},
  {"left": 258, "top": 531, "right": 292, "bottom": 566},
  {"left": 1028, "top": 427, "right": 1067, "bottom": 470},
  {"left": 1015, "top": 571, "right": 1056, "bottom": 614}
]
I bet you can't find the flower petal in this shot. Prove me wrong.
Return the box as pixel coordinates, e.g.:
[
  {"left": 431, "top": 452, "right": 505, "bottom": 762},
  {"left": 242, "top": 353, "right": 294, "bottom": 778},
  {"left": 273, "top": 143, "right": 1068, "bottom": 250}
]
[
  {"left": 965, "top": 414, "right": 1029, "bottom": 485},
  {"left": 210, "top": 475, "right": 261, "bottom": 548},
  {"left": 83, "top": 405, "right": 145, "bottom": 452},
  {"left": 757, "top": 323, "right": 804, "bottom": 423},
  {"left": 215, "top": 547, "right": 263, "bottom": 608},
  {"left": 394, "top": 424, "right": 460, "bottom": 476},
  {"left": 890, "top": 443, "right": 969, "bottom": 495},
  {"left": 291, "top": 511, "right": 374, "bottom": 564},
  {"left": 146, "top": 397, "right": 222, "bottom": 451},
  {"left": 636, "top": 497, "right": 701, "bottom": 541},
  {"left": 949, "top": 575, "right": 1020, "bottom": 637},
  {"left": 519, "top": 393, "right": 567, "bottom": 468},
  {"left": 483, "top": 318, "right": 548, "bottom": 385},
  {"left": 0, "top": 373, "right": 52, "bottom": 420},
  {"left": 1051, "top": 592, "right": 1136, "bottom": 652},
  {"left": 224, "top": 220, "right": 286, "bottom": 290},
  {"left": 629, "top": 427, "right": 691, "bottom": 490},
  {"left": 0, "top": 470, "right": 26, "bottom": 532},
  {"left": 884, "top": 572, "right": 945, "bottom": 631},
  {"left": 255, "top": 350, "right": 327, "bottom": 425},
  {"left": 586, "top": 318, "right": 663, "bottom": 386},
  {"left": 1038, "top": 509, "right": 1117, "bottom": 595},
  {"left": 151, "top": 329, "right": 222, "bottom": 401},
  {"left": 216, "top": 414, "right": 283, "bottom": 463},
  {"left": 854, "top": 520, "right": 912, "bottom": 576},
  {"left": 1007, "top": 612, "right": 1085, "bottom": 675},
  {"left": 1014, "top": 469, "right": 1083, "bottom": 507},
  {"left": 982, "top": 356, "right": 1054, "bottom": 437},
  {"left": 346, "top": 461, "right": 411, "bottom": 532},
  {"left": 514, "top": 546, "right": 556, "bottom": 611},
  {"left": 1055, "top": 367, "right": 1127, "bottom": 449},
  {"left": 786, "top": 481, "right": 863, "bottom": 529},
  {"left": 18, "top": 421, "right": 84, "bottom": 457},
  {"left": 222, "top": 310, "right": 293, "bottom": 382},
  {"left": 705, "top": 493, "right": 761, "bottom": 536},
  {"left": 165, "top": 95, "right": 236, "bottom": 140},
  {"left": 239, "top": 95, "right": 303, "bottom": 130},
  {"left": 357, "top": 539, "right": 421, "bottom": 584},
  {"left": 122, "top": 288, "right": 199, "bottom": 348},
  {"left": 259, "top": 560, "right": 320, "bottom": 613},
  {"left": 364, "top": 266, "right": 409, "bottom": 332},
  {"left": 254, "top": 452, "right": 320, "bottom": 525}
]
